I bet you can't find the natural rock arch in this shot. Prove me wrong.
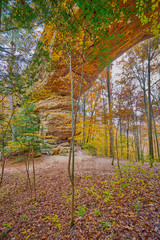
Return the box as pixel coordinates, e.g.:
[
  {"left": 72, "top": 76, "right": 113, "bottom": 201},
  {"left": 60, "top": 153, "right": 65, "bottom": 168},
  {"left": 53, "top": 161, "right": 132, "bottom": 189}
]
[{"left": 32, "top": 1, "right": 159, "bottom": 145}]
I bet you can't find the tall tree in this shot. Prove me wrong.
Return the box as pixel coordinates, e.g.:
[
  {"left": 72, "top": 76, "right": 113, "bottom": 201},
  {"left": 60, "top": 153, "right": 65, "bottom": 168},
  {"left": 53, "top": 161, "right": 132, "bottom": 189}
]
[
  {"left": 82, "top": 93, "right": 86, "bottom": 147},
  {"left": 106, "top": 65, "right": 114, "bottom": 164},
  {"left": 120, "top": 38, "right": 160, "bottom": 165}
]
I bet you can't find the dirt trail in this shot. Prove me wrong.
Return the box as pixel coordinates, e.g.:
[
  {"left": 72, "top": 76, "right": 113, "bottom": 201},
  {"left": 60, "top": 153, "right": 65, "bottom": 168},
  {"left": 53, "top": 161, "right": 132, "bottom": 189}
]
[
  {"left": 4, "top": 147, "right": 117, "bottom": 176},
  {"left": 5, "top": 146, "right": 158, "bottom": 176}
]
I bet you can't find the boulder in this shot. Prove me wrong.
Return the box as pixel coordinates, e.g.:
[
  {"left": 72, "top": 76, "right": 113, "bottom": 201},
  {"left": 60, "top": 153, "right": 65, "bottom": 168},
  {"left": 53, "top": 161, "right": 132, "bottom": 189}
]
[
  {"left": 59, "top": 142, "right": 70, "bottom": 147},
  {"left": 52, "top": 147, "right": 60, "bottom": 155}
]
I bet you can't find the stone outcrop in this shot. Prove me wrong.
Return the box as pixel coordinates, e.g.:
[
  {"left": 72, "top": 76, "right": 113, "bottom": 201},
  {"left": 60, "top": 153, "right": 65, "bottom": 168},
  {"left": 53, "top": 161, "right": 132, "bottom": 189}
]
[
  {"left": 35, "top": 95, "right": 73, "bottom": 143},
  {"left": 32, "top": 1, "right": 160, "bottom": 144}
]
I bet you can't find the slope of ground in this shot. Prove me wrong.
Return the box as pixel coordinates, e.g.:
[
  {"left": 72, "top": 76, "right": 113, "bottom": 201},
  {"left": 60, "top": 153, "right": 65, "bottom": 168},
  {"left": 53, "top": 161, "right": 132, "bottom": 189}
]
[{"left": 0, "top": 148, "right": 160, "bottom": 239}]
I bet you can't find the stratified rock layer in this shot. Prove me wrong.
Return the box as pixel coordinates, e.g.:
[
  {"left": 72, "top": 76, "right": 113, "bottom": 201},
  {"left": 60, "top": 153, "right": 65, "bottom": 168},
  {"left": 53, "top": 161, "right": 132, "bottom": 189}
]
[{"left": 35, "top": 95, "right": 72, "bottom": 143}]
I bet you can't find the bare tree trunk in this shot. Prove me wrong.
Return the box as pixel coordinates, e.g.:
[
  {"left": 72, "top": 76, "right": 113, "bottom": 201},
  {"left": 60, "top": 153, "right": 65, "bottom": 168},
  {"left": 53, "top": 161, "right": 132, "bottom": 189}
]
[
  {"left": 133, "top": 127, "right": 139, "bottom": 162},
  {"left": 133, "top": 139, "right": 137, "bottom": 162},
  {"left": 67, "top": 37, "right": 85, "bottom": 227},
  {"left": 134, "top": 125, "right": 140, "bottom": 162},
  {"left": 106, "top": 65, "right": 114, "bottom": 165},
  {"left": 69, "top": 55, "right": 75, "bottom": 228},
  {"left": 9, "top": 95, "right": 16, "bottom": 142},
  {"left": 151, "top": 105, "right": 160, "bottom": 161},
  {"left": 0, "top": 136, "right": 5, "bottom": 187},
  {"left": 82, "top": 94, "right": 86, "bottom": 147},
  {"left": 26, "top": 109, "right": 37, "bottom": 199},
  {"left": 32, "top": 146, "right": 36, "bottom": 199},
  {"left": 120, "top": 117, "right": 123, "bottom": 160},
  {"left": 9, "top": 30, "right": 16, "bottom": 142},
  {"left": 139, "top": 120, "right": 143, "bottom": 161},
  {"left": 87, "top": 91, "right": 92, "bottom": 144},
  {"left": 0, "top": 102, "right": 16, "bottom": 187},
  {"left": 0, "top": 99, "right": 5, "bottom": 187},
  {"left": 136, "top": 127, "right": 140, "bottom": 161},
  {"left": 116, "top": 122, "right": 122, "bottom": 177},
  {"left": 102, "top": 89, "right": 108, "bottom": 157},
  {"left": 87, "top": 91, "right": 99, "bottom": 144},
  {"left": 68, "top": 47, "right": 84, "bottom": 227},
  {"left": 25, "top": 152, "right": 32, "bottom": 198},
  {"left": 147, "top": 40, "right": 154, "bottom": 166},
  {"left": 104, "top": 124, "right": 108, "bottom": 157}
]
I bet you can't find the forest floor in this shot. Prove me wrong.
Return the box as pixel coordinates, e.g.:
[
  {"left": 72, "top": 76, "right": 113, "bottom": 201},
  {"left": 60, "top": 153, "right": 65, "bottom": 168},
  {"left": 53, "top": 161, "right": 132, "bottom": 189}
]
[{"left": 0, "top": 147, "right": 160, "bottom": 240}]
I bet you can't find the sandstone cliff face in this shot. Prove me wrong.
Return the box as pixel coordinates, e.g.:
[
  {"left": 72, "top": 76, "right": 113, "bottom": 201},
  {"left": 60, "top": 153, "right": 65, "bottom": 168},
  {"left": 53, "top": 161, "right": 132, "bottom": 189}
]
[
  {"left": 35, "top": 95, "right": 73, "bottom": 144},
  {"left": 32, "top": 1, "right": 159, "bottom": 144}
]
